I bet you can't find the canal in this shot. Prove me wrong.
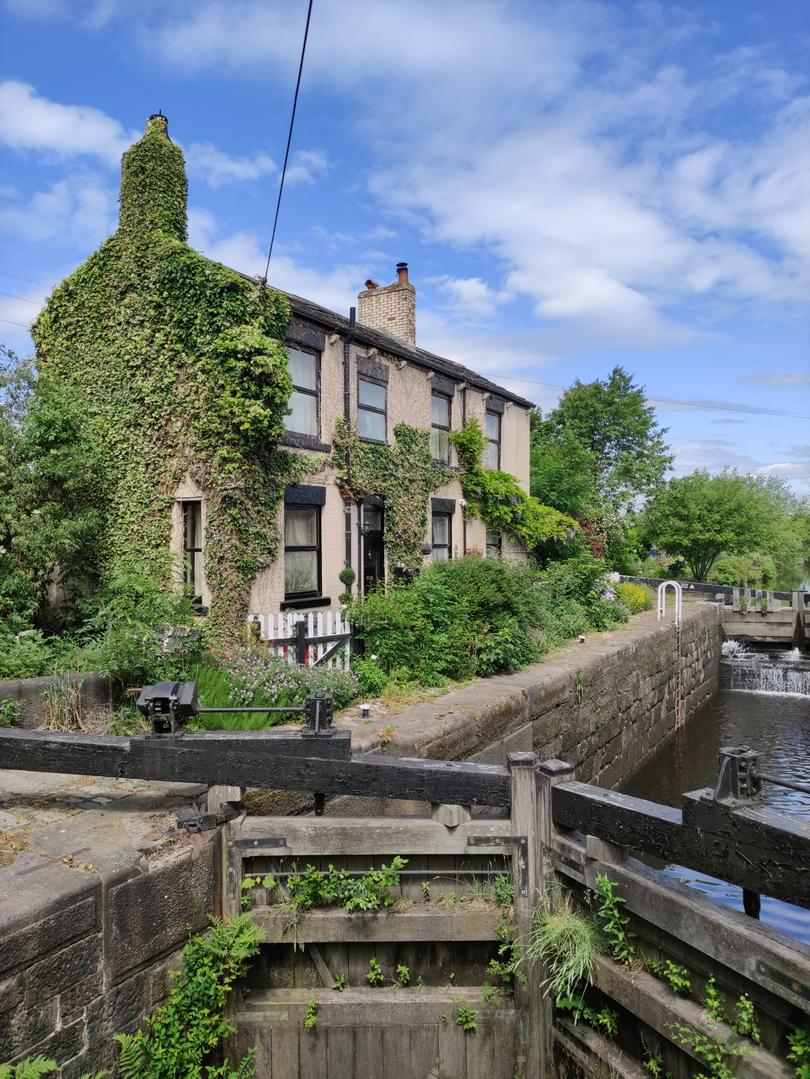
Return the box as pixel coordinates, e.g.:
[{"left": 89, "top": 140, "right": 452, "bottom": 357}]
[{"left": 624, "top": 685, "right": 810, "bottom": 943}]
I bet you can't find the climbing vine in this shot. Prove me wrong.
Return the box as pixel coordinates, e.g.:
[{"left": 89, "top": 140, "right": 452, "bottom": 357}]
[
  {"left": 451, "top": 420, "right": 576, "bottom": 550},
  {"left": 333, "top": 419, "right": 452, "bottom": 572},
  {"left": 31, "top": 115, "right": 309, "bottom": 646}
]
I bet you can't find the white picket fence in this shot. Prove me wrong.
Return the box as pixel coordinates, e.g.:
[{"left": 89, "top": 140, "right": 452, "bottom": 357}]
[{"left": 247, "top": 609, "right": 353, "bottom": 670}]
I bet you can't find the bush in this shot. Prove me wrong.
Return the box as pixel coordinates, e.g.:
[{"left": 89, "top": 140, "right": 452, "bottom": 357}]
[
  {"left": 79, "top": 562, "right": 201, "bottom": 692},
  {"left": 190, "top": 646, "right": 359, "bottom": 729},
  {"left": 712, "top": 551, "right": 776, "bottom": 588},
  {"left": 352, "top": 656, "right": 389, "bottom": 697},
  {"left": 0, "top": 626, "right": 53, "bottom": 678},
  {"left": 615, "top": 582, "right": 654, "bottom": 614},
  {"left": 348, "top": 555, "right": 626, "bottom": 685}
]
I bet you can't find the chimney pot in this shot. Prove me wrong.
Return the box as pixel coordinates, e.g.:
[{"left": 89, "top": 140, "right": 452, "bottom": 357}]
[
  {"left": 396, "top": 262, "right": 409, "bottom": 284},
  {"left": 365, "top": 279, "right": 378, "bottom": 290}
]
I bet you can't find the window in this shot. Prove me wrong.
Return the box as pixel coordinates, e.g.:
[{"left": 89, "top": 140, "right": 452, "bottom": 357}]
[
  {"left": 286, "top": 346, "right": 319, "bottom": 437},
  {"left": 182, "top": 500, "right": 204, "bottom": 605},
  {"left": 431, "top": 511, "right": 452, "bottom": 561},
  {"left": 431, "top": 392, "right": 451, "bottom": 462},
  {"left": 486, "top": 530, "right": 502, "bottom": 559},
  {"left": 284, "top": 505, "right": 321, "bottom": 598},
  {"left": 484, "top": 410, "right": 501, "bottom": 469},
  {"left": 358, "top": 377, "right": 387, "bottom": 442}
]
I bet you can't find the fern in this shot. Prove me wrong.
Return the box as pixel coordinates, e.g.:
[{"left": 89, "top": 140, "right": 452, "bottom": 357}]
[
  {"left": 115, "top": 1032, "right": 151, "bottom": 1079},
  {"left": 0, "top": 1062, "right": 58, "bottom": 1078},
  {"left": 114, "top": 913, "right": 263, "bottom": 1078}
]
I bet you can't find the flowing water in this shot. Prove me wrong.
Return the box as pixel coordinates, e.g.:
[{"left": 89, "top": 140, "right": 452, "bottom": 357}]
[{"left": 623, "top": 676, "right": 810, "bottom": 942}]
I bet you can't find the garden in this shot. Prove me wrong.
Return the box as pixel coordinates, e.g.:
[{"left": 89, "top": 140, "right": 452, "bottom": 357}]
[{"left": 0, "top": 553, "right": 648, "bottom": 733}]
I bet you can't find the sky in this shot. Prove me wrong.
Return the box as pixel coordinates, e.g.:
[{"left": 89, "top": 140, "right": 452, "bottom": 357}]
[{"left": 0, "top": 0, "right": 808, "bottom": 493}]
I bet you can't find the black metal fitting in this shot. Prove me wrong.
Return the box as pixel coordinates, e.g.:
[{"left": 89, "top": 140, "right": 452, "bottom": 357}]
[{"left": 713, "top": 745, "right": 761, "bottom": 802}]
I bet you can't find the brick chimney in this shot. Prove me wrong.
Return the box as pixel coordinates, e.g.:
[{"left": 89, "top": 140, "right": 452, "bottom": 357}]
[{"left": 357, "top": 262, "right": 415, "bottom": 345}]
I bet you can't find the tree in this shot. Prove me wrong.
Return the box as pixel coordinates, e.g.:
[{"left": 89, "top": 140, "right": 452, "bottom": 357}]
[
  {"left": 530, "top": 414, "right": 599, "bottom": 518},
  {"left": 537, "top": 366, "right": 672, "bottom": 506},
  {"left": 642, "top": 471, "right": 773, "bottom": 581}
]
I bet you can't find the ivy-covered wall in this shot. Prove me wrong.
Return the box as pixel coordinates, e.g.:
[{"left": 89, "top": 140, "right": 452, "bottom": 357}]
[{"left": 32, "top": 115, "right": 305, "bottom": 645}]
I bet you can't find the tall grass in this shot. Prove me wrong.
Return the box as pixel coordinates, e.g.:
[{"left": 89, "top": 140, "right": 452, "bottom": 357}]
[{"left": 526, "top": 894, "right": 598, "bottom": 1000}]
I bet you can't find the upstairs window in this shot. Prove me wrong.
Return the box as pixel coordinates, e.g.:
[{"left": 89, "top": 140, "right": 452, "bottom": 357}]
[
  {"left": 431, "top": 392, "right": 451, "bottom": 462},
  {"left": 284, "top": 505, "right": 321, "bottom": 598},
  {"left": 286, "top": 346, "right": 319, "bottom": 437},
  {"left": 431, "top": 511, "right": 452, "bottom": 561},
  {"left": 182, "top": 500, "right": 204, "bottom": 606},
  {"left": 484, "top": 410, "right": 501, "bottom": 469},
  {"left": 358, "top": 377, "right": 387, "bottom": 443}
]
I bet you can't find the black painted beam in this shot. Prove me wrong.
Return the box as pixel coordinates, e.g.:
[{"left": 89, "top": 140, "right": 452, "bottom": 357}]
[
  {"left": 552, "top": 781, "right": 810, "bottom": 910},
  {"left": 0, "top": 729, "right": 511, "bottom": 806}
]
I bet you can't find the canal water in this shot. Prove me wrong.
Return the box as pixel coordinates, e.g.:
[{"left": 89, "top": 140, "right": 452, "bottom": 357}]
[{"left": 623, "top": 684, "right": 810, "bottom": 943}]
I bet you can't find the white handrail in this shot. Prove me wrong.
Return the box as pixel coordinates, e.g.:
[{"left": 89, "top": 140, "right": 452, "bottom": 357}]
[{"left": 657, "top": 580, "right": 682, "bottom": 626}]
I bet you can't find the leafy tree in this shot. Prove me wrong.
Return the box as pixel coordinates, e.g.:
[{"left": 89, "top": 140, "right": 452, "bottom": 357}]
[
  {"left": 537, "top": 366, "right": 672, "bottom": 506},
  {"left": 530, "top": 415, "right": 599, "bottom": 518},
  {"left": 642, "top": 471, "right": 773, "bottom": 581},
  {"left": 4, "top": 376, "right": 106, "bottom": 629}
]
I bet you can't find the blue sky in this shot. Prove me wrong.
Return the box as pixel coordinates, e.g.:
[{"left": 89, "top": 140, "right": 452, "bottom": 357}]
[{"left": 1, "top": 0, "right": 808, "bottom": 491}]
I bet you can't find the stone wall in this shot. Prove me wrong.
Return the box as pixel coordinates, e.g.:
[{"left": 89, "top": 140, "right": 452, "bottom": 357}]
[
  {"left": 0, "top": 829, "right": 216, "bottom": 1075},
  {"left": 349, "top": 602, "right": 722, "bottom": 791},
  {"left": 0, "top": 672, "right": 110, "bottom": 731}
]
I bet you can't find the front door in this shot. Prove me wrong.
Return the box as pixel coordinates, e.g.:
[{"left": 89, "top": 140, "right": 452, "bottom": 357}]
[{"left": 362, "top": 502, "right": 385, "bottom": 594}]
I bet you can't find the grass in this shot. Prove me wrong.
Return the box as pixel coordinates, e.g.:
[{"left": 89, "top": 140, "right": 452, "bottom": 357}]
[{"left": 526, "top": 894, "right": 599, "bottom": 1000}]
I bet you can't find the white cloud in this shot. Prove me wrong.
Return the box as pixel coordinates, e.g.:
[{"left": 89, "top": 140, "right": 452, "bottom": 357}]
[
  {"left": 0, "top": 81, "right": 282, "bottom": 191},
  {"left": 184, "top": 142, "right": 276, "bottom": 188},
  {"left": 285, "top": 150, "right": 328, "bottom": 186},
  {"left": 0, "top": 173, "right": 116, "bottom": 245},
  {"left": 0, "top": 80, "right": 132, "bottom": 164},
  {"left": 188, "top": 211, "right": 360, "bottom": 313},
  {"left": 739, "top": 371, "right": 810, "bottom": 387},
  {"left": 428, "top": 275, "right": 512, "bottom": 320}
]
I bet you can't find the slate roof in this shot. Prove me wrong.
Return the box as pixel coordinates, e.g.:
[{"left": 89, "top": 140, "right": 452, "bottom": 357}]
[{"left": 280, "top": 288, "right": 535, "bottom": 409}]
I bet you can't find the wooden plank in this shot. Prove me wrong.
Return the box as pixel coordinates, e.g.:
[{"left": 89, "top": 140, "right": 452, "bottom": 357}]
[
  {"left": 269, "top": 1021, "right": 299, "bottom": 1079},
  {"left": 438, "top": 1013, "right": 468, "bottom": 1079},
  {"left": 298, "top": 1022, "right": 327, "bottom": 1078},
  {"left": 251, "top": 905, "right": 503, "bottom": 944},
  {"left": 573, "top": 852, "right": 810, "bottom": 1016},
  {"left": 236, "top": 815, "right": 512, "bottom": 856},
  {"left": 409, "top": 1023, "right": 438, "bottom": 1077},
  {"left": 554, "top": 1018, "right": 649, "bottom": 1079},
  {"left": 353, "top": 1026, "right": 384, "bottom": 1078},
  {"left": 382, "top": 1026, "right": 411, "bottom": 1079},
  {"left": 237, "top": 986, "right": 513, "bottom": 1024},
  {"left": 589, "top": 954, "right": 793, "bottom": 1079},
  {"left": 326, "top": 1026, "right": 354, "bottom": 1077},
  {"left": 509, "top": 752, "right": 543, "bottom": 1079},
  {"left": 552, "top": 781, "right": 810, "bottom": 908},
  {"left": 0, "top": 731, "right": 512, "bottom": 805},
  {"left": 681, "top": 791, "right": 810, "bottom": 910}
]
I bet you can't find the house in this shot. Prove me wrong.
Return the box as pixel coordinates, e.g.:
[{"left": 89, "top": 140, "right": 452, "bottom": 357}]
[
  {"left": 174, "top": 264, "right": 535, "bottom": 616},
  {"left": 32, "top": 115, "right": 537, "bottom": 640}
]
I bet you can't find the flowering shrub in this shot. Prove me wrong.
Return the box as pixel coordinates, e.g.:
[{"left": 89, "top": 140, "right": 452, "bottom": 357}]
[
  {"left": 190, "top": 646, "right": 359, "bottom": 729},
  {"left": 615, "top": 582, "right": 654, "bottom": 614}
]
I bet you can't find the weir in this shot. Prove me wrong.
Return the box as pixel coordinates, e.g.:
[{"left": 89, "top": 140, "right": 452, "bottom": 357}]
[{"left": 721, "top": 644, "right": 810, "bottom": 696}]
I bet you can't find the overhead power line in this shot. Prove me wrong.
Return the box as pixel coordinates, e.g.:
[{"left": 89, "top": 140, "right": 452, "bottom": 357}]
[
  {"left": 0, "top": 316, "right": 31, "bottom": 329},
  {"left": 0, "top": 268, "right": 44, "bottom": 289},
  {"left": 260, "top": 0, "right": 314, "bottom": 285},
  {"left": 0, "top": 288, "right": 43, "bottom": 307}
]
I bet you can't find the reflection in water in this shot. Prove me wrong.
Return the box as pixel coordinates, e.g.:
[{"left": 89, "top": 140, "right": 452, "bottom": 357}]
[{"left": 623, "top": 689, "right": 810, "bottom": 943}]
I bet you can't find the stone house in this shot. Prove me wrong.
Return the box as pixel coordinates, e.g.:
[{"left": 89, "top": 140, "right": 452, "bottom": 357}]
[
  {"left": 174, "top": 264, "right": 534, "bottom": 616},
  {"left": 32, "top": 115, "right": 536, "bottom": 635}
]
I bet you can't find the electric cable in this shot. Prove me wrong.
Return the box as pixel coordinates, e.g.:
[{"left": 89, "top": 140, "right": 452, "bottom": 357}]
[{"left": 261, "top": 0, "right": 315, "bottom": 284}]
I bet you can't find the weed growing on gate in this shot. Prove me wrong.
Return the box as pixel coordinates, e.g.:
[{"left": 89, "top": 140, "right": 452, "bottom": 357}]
[
  {"left": 593, "top": 873, "right": 637, "bottom": 964},
  {"left": 527, "top": 893, "right": 598, "bottom": 1000},
  {"left": 787, "top": 1029, "right": 810, "bottom": 1078}
]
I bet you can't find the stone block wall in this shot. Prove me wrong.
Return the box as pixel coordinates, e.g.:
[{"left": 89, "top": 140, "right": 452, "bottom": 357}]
[
  {"left": 0, "top": 834, "right": 216, "bottom": 1075},
  {"left": 357, "top": 603, "right": 722, "bottom": 791}
]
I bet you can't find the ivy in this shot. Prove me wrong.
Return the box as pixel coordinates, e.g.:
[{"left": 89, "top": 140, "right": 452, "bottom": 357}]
[
  {"left": 31, "top": 116, "right": 309, "bottom": 647},
  {"left": 333, "top": 419, "right": 452, "bottom": 572},
  {"left": 451, "top": 420, "right": 576, "bottom": 551}
]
